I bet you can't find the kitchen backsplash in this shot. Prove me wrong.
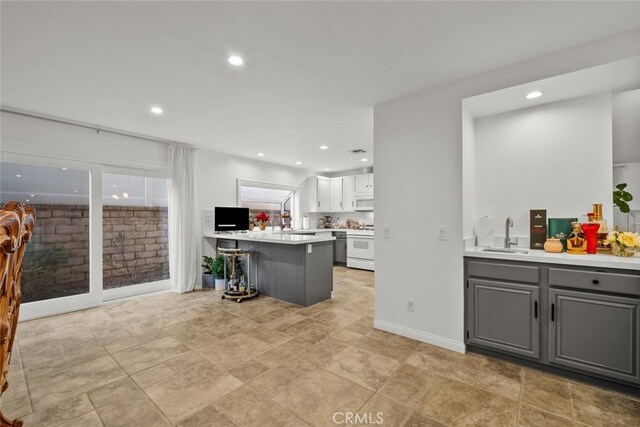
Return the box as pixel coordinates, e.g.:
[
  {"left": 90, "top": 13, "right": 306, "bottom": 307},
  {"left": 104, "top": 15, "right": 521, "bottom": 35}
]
[{"left": 305, "top": 212, "right": 374, "bottom": 229}]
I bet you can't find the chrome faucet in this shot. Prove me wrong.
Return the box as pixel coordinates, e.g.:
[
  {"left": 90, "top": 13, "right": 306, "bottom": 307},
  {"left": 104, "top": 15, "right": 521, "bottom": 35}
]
[{"left": 504, "top": 216, "right": 515, "bottom": 248}]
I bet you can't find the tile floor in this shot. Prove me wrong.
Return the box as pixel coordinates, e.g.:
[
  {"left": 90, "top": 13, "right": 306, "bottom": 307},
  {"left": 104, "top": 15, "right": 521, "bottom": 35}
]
[{"left": 1, "top": 267, "right": 639, "bottom": 426}]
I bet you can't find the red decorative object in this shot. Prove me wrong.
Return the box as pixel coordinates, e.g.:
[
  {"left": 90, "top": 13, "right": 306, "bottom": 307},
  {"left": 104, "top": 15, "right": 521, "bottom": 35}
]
[
  {"left": 255, "top": 212, "right": 270, "bottom": 223},
  {"left": 581, "top": 223, "right": 600, "bottom": 254}
]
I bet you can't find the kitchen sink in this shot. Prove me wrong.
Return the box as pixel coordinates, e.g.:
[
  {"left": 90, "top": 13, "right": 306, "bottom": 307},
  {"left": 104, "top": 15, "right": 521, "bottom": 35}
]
[{"left": 481, "top": 247, "right": 530, "bottom": 254}]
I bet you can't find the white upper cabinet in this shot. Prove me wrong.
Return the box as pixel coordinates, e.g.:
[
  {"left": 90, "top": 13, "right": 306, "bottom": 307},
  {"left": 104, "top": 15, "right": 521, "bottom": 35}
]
[
  {"left": 343, "top": 175, "right": 355, "bottom": 211},
  {"left": 301, "top": 176, "right": 331, "bottom": 213},
  {"left": 330, "top": 177, "right": 343, "bottom": 212},
  {"left": 354, "top": 173, "right": 374, "bottom": 199}
]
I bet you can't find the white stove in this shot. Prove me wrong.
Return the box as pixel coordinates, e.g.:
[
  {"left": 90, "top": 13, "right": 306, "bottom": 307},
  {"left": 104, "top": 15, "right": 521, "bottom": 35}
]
[{"left": 346, "top": 229, "right": 374, "bottom": 271}]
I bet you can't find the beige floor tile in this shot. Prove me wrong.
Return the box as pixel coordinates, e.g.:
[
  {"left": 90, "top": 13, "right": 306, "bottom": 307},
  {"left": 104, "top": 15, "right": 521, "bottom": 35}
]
[
  {"left": 130, "top": 363, "right": 176, "bottom": 388},
  {"left": 0, "top": 394, "right": 32, "bottom": 420},
  {"left": 403, "top": 412, "right": 447, "bottom": 427},
  {"left": 298, "top": 336, "right": 350, "bottom": 366},
  {"left": 143, "top": 352, "right": 242, "bottom": 423},
  {"left": 58, "top": 411, "right": 104, "bottom": 427},
  {"left": 475, "top": 357, "right": 523, "bottom": 400},
  {"left": 197, "top": 327, "right": 284, "bottom": 370},
  {"left": 355, "top": 393, "right": 412, "bottom": 426},
  {"left": 518, "top": 403, "right": 574, "bottom": 427},
  {"left": 352, "top": 335, "right": 413, "bottom": 364},
  {"left": 2, "top": 369, "right": 28, "bottom": 402},
  {"left": 367, "top": 329, "right": 421, "bottom": 350},
  {"left": 416, "top": 376, "right": 518, "bottom": 426},
  {"left": 216, "top": 385, "right": 296, "bottom": 427},
  {"left": 256, "top": 338, "right": 311, "bottom": 368},
  {"left": 248, "top": 356, "right": 317, "bottom": 396},
  {"left": 324, "top": 345, "right": 402, "bottom": 391},
  {"left": 282, "top": 318, "right": 340, "bottom": 344},
  {"left": 311, "top": 308, "right": 361, "bottom": 329},
  {"left": 175, "top": 404, "right": 239, "bottom": 427},
  {"left": 521, "top": 370, "right": 573, "bottom": 419},
  {"left": 344, "top": 316, "right": 374, "bottom": 335},
  {"left": 20, "top": 337, "right": 109, "bottom": 373},
  {"left": 331, "top": 328, "right": 364, "bottom": 343},
  {"left": 272, "top": 367, "right": 374, "bottom": 427},
  {"left": 102, "top": 328, "right": 168, "bottom": 354},
  {"left": 28, "top": 355, "right": 126, "bottom": 409},
  {"left": 265, "top": 313, "right": 307, "bottom": 332},
  {"left": 228, "top": 359, "right": 271, "bottom": 383},
  {"left": 21, "top": 394, "right": 94, "bottom": 427},
  {"left": 190, "top": 310, "right": 257, "bottom": 339},
  {"left": 163, "top": 321, "right": 219, "bottom": 349},
  {"left": 570, "top": 382, "right": 640, "bottom": 426},
  {"left": 111, "top": 335, "right": 189, "bottom": 374},
  {"left": 378, "top": 363, "right": 434, "bottom": 407},
  {"left": 93, "top": 381, "right": 171, "bottom": 426}
]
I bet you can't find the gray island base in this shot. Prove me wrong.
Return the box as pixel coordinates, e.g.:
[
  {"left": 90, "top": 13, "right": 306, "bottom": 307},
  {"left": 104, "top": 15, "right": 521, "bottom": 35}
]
[{"left": 206, "top": 232, "right": 335, "bottom": 307}]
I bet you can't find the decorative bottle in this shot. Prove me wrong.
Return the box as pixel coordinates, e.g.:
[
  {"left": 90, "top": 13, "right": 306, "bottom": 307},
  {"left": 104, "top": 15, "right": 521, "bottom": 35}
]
[{"left": 566, "top": 222, "right": 587, "bottom": 255}]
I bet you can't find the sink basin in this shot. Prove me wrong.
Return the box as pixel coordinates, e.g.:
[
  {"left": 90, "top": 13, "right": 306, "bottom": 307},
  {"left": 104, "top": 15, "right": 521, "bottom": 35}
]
[{"left": 481, "top": 247, "right": 530, "bottom": 254}]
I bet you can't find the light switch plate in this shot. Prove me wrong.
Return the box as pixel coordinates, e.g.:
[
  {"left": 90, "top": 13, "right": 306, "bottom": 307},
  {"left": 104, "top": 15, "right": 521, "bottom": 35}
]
[
  {"left": 383, "top": 226, "right": 391, "bottom": 238},
  {"left": 307, "top": 244, "right": 312, "bottom": 254},
  {"left": 438, "top": 226, "right": 448, "bottom": 241}
]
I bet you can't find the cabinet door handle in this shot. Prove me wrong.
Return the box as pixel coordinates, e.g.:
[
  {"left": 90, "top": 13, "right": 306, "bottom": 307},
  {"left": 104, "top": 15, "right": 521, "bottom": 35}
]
[
  {"left": 592, "top": 279, "right": 599, "bottom": 285},
  {"left": 551, "top": 303, "right": 555, "bottom": 322},
  {"left": 534, "top": 301, "right": 538, "bottom": 319}
]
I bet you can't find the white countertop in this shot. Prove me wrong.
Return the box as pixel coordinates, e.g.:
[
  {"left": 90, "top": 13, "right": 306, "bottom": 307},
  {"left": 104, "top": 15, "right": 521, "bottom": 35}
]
[
  {"left": 203, "top": 231, "right": 335, "bottom": 245},
  {"left": 464, "top": 247, "right": 640, "bottom": 271}
]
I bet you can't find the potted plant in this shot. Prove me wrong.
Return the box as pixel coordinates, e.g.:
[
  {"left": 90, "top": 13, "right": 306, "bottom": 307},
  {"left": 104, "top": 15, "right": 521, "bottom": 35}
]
[
  {"left": 201, "top": 255, "right": 216, "bottom": 288},
  {"left": 212, "top": 254, "right": 226, "bottom": 290},
  {"left": 613, "top": 183, "right": 634, "bottom": 231},
  {"left": 255, "top": 212, "right": 270, "bottom": 231}
]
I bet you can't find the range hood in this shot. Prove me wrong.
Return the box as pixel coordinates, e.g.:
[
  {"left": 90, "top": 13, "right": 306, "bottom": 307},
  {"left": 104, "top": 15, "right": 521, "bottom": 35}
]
[{"left": 354, "top": 199, "right": 373, "bottom": 211}]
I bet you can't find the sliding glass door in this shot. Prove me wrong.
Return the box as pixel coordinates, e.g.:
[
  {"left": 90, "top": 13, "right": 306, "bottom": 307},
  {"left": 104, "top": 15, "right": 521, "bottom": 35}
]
[{"left": 1, "top": 155, "right": 171, "bottom": 319}]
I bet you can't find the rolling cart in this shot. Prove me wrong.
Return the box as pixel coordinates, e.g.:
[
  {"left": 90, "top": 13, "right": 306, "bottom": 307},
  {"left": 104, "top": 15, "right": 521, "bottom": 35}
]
[{"left": 218, "top": 247, "right": 259, "bottom": 303}]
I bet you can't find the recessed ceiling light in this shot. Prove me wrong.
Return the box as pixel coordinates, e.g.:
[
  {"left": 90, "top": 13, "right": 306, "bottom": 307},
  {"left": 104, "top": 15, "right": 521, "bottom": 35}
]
[
  {"left": 150, "top": 106, "right": 164, "bottom": 115},
  {"left": 30, "top": 194, "right": 35, "bottom": 197},
  {"left": 295, "top": 161, "right": 302, "bottom": 165},
  {"left": 319, "top": 145, "right": 328, "bottom": 150},
  {"left": 61, "top": 167, "right": 68, "bottom": 171},
  {"left": 228, "top": 55, "right": 244, "bottom": 66},
  {"left": 324, "top": 168, "right": 331, "bottom": 171},
  {"left": 74, "top": 190, "right": 78, "bottom": 193},
  {"left": 526, "top": 91, "right": 543, "bottom": 100},
  {"left": 123, "top": 192, "right": 129, "bottom": 198},
  {"left": 257, "top": 153, "right": 265, "bottom": 157},
  {"left": 25, "top": 199, "right": 30, "bottom": 202},
  {"left": 112, "top": 194, "right": 119, "bottom": 200},
  {"left": 361, "top": 158, "right": 368, "bottom": 162},
  {"left": 15, "top": 174, "right": 21, "bottom": 178}
]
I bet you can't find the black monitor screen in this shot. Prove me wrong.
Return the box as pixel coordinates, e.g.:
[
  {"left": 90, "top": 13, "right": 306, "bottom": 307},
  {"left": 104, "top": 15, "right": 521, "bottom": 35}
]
[{"left": 214, "top": 207, "right": 250, "bottom": 231}]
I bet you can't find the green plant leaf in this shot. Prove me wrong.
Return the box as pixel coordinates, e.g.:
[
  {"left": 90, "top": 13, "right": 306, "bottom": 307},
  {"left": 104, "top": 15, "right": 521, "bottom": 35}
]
[
  {"left": 616, "top": 183, "right": 628, "bottom": 190},
  {"left": 618, "top": 200, "right": 630, "bottom": 213},
  {"left": 622, "top": 193, "right": 633, "bottom": 202}
]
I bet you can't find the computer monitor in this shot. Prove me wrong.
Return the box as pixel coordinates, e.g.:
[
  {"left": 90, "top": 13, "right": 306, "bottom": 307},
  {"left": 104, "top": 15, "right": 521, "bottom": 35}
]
[{"left": 214, "top": 207, "right": 250, "bottom": 232}]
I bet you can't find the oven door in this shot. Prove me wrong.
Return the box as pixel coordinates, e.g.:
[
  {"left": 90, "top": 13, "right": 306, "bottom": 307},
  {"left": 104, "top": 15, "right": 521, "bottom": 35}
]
[{"left": 347, "top": 236, "right": 375, "bottom": 260}]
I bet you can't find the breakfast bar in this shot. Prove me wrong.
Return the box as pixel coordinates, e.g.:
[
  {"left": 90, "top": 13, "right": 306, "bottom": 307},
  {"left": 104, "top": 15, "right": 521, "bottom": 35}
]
[{"left": 204, "top": 231, "right": 335, "bottom": 306}]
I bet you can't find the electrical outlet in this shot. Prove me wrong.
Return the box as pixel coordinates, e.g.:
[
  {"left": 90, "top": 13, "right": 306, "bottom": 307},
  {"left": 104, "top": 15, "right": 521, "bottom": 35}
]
[
  {"left": 438, "top": 226, "right": 448, "bottom": 241},
  {"left": 407, "top": 299, "right": 415, "bottom": 312}
]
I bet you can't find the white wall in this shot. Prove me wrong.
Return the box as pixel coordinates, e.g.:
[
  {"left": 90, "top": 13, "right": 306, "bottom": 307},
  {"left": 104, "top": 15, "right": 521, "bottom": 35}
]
[
  {"left": 474, "top": 93, "right": 613, "bottom": 239},
  {"left": 373, "top": 30, "right": 640, "bottom": 352},
  {"left": 613, "top": 89, "right": 640, "bottom": 164}
]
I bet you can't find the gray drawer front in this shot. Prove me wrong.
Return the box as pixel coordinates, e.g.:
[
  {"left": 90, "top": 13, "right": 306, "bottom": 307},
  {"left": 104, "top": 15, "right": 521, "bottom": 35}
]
[
  {"left": 549, "top": 268, "right": 640, "bottom": 297},
  {"left": 468, "top": 261, "right": 539, "bottom": 284}
]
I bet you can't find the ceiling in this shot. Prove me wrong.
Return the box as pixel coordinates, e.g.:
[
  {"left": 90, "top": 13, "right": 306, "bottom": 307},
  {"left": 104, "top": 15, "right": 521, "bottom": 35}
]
[{"left": 2, "top": 2, "right": 640, "bottom": 173}]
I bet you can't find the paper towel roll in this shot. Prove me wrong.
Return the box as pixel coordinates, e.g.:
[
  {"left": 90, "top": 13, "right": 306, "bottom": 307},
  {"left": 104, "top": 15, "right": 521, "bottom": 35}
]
[
  {"left": 302, "top": 216, "right": 309, "bottom": 230},
  {"left": 477, "top": 217, "right": 496, "bottom": 247}
]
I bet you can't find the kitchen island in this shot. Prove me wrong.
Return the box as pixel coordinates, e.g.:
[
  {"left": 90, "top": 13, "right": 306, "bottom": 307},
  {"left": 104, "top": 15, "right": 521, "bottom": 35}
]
[{"left": 204, "top": 231, "right": 335, "bottom": 306}]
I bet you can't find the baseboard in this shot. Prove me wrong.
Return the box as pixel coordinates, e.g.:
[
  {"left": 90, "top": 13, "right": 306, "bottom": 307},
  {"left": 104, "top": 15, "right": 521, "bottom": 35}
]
[{"left": 373, "top": 319, "right": 466, "bottom": 354}]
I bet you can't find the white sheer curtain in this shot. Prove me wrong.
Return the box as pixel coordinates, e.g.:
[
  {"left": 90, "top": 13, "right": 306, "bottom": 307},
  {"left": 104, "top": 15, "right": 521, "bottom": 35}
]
[{"left": 168, "top": 143, "right": 200, "bottom": 293}]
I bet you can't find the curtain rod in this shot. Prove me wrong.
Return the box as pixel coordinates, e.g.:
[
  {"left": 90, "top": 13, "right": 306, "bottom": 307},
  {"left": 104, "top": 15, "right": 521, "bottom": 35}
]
[{"left": 0, "top": 106, "right": 195, "bottom": 148}]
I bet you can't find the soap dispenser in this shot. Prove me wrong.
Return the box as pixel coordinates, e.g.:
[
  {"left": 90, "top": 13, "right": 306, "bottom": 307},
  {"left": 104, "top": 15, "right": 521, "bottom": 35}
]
[{"left": 567, "top": 222, "right": 587, "bottom": 255}]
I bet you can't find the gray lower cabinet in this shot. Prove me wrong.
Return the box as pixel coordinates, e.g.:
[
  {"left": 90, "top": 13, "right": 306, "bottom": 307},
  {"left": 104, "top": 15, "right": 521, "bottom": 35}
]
[
  {"left": 549, "top": 288, "right": 640, "bottom": 384},
  {"left": 468, "top": 279, "right": 540, "bottom": 359}
]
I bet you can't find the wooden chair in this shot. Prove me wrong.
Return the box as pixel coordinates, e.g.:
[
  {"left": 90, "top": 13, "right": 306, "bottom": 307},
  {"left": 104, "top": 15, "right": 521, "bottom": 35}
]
[{"left": 0, "top": 202, "right": 36, "bottom": 427}]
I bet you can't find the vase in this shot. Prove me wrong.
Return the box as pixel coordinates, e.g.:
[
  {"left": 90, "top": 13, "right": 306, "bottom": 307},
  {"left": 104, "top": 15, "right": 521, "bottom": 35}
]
[
  {"left": 259, "top": 222, "right": 266, "bottom": 231},
  {"left": 611, "top": 242, "right": 637, "bottom": 257},
  {"left": 543, "top": 238, "right": 563, "bottom": 253},
  {"left": 580, "top": 223, "right": 600, "bottom": 254}
]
